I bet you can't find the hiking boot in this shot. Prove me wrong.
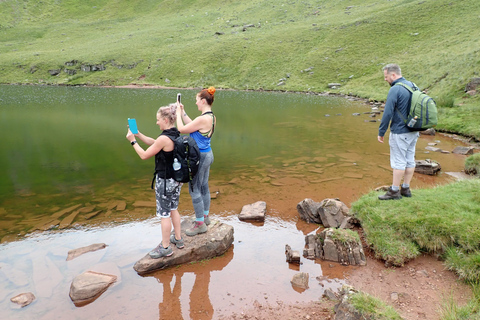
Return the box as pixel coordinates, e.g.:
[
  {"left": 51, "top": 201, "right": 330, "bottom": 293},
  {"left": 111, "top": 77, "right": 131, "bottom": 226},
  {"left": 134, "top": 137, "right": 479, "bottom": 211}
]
[
  {"left": 204, "top": 215, "right": 211, "bottom": 226},
  {"left": 149, "top": 245, "right": 173, "bottom": 259},
  {"left": 170, "top": 234, "right": 185, "bottom": 249},
  {"left": 378, "top": 187, "right": 402, "bottom": 200},
  {"left": 185, "top": 221, "right": 208, "bottom": 236},
  {"left": 400, "top": 186, "right": 412, "bottom": 197}
]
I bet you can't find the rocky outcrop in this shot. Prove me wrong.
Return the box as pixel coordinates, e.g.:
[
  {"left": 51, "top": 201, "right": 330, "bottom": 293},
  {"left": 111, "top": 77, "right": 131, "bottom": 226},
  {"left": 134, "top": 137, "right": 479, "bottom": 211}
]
[
  {"left": 334, "top": 286, "right": 366, "bottom": 320},
  {"left": 304, "top": 228, "right": 366, "bottom": 266},
  {"left": 297, "top": 198, "right": 351, "bottom": 228},
  {"left": 415, "top": 159, "right": 441, "bottom": 175},
  {"left": 239, "top": 201, "right": 266, "bottom": 222},
  {"left": 69, "top": 271, "right": 117, "bottom": 307},
  {"left": 67, "top": 243, "right": 107, "bottom": 261},
  {"left": 133, "top": 219, "right": 234, "bottom": 275},
  {"left": 10, "top": 292, "right": 35, "bottom": 308}
]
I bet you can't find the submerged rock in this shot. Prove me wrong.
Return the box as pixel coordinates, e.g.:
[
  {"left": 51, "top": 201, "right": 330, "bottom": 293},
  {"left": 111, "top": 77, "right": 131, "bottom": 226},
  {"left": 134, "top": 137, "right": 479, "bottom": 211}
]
[
  {"left": 67, "top": 243, "right": 107, "bottom": 261},
  {"left": 10, "top": 292, "right": 35, "bottom": 308},
  {"left": 133, "top": 219, "right": 234, "bottom": 275}
]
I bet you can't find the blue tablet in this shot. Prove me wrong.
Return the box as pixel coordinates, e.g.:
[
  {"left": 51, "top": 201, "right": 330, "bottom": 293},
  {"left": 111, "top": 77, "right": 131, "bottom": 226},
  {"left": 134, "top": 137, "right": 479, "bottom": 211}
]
[{"left": 128, "top": 118, "right": 138, "bottom": 134}]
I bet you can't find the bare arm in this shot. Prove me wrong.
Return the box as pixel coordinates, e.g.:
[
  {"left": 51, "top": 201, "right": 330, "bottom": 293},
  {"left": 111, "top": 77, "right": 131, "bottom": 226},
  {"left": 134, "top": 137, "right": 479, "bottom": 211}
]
[
  {"left": 135, "top": 131, "right": 156, "bottom": 146},
  {"left": 176, "top": 103, "right": 208, "bottom": 134},
  {"left": 126, "top": 129, "right": 168, "bottom": 160}
]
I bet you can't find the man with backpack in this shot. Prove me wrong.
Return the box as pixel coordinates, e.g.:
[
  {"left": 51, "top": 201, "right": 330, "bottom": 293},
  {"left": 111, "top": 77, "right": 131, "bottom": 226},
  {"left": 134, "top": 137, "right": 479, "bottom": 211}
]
[{"left": 377, "top": 64, "right": 420, "bottom": 200}]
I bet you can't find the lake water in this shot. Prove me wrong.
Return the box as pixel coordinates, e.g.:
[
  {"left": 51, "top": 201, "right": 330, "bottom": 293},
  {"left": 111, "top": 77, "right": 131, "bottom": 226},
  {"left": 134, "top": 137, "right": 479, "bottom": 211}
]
[{"left": 0, "top": 85, "right": 470, "bottom": 319}]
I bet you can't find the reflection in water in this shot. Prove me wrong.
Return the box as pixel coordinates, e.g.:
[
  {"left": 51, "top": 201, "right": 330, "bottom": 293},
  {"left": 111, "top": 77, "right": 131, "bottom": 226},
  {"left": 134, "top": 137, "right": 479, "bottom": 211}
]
[{"left": 152, "top": 245, "right": 233, "bottom": 320}]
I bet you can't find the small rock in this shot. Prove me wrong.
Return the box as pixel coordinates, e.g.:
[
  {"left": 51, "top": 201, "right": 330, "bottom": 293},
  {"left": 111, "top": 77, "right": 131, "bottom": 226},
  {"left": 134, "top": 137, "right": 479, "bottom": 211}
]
[
  {"left": 10, "top": 292, "right": 35, "bottom": 308},
  {"left": 239, "top": 201, "right": 266, "bottom": 222},
  {"left": 291, "top": 272, "right": 309, "bottom": 290},
  {"left": 69, "top": 271, "right": 117, "bottom": 306}
]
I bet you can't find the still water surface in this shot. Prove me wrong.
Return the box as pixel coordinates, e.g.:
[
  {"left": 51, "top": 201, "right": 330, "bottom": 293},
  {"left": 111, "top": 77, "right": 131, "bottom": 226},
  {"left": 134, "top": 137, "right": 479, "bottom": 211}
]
[{"left": 0, "top": 85, "right": 470, "bottom": 319}]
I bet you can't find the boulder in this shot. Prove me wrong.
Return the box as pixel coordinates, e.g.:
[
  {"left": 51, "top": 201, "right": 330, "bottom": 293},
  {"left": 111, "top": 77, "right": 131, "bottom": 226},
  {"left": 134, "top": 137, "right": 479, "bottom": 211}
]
[
  {"left": 297, "top": 198, "right": 322, "bottom": 224},
  {"left": 66, "top": 243, "right": 107, "bottom": 261},
  {"left": 10, "top": 292, "right": 35, "bottom": 308},
  {"left": 133, "top": 219, "right": 234, "bottom": 275},
  {"left": 304, "top": 228, "right": 366, "bottom": 266},
  {"left": 297, "top": 198, "right": 350, "bottom": 228},
  {"left": 69, "top": 271, "right": 117, "bottom": 307},
  {"left": 452, "top": 146, "right": 474, "bottom": 155},
  {"left": 317, "top": 199, "right": 350, "bottom": 228},
  {"left": 415, "top": 159, "right": 441, "bottom": 175},
  {"left": 420, "top": 128, "right": 436, "bottom": 135},
  {"left": 238, "top": 201, "right": 266, "bottom": 222},
  {"left": 285, "top": 244, "right": 301, "bottom": 264}
]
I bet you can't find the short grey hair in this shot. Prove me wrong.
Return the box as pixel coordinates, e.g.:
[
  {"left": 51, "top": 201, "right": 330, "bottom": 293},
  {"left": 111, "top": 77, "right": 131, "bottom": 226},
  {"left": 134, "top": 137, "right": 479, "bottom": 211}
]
[{"left": 382, "top": 64, "right": 402, "bottom": 76}]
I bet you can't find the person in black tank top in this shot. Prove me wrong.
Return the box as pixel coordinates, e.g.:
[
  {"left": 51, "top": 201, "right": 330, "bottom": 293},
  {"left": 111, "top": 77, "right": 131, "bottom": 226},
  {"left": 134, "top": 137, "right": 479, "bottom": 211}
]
[{"left": 126, "top": 104, "right": 184, "bottom": 259}]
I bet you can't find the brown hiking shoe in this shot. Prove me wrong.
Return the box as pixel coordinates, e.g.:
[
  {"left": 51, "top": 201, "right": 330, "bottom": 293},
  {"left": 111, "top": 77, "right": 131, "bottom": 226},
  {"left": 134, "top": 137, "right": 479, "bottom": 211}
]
[
  {"left": 378, "top": 187, "right": 402, "bottom": 200},
  {"left": 400, "top": 187, "right": 412, "bottom": 197}
]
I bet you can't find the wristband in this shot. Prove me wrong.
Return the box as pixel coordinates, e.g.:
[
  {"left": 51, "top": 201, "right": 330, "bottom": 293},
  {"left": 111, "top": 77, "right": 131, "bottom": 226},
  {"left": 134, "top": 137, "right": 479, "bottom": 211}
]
[{"left": 131, "top": 141, "right": 137, "bottom": 146}]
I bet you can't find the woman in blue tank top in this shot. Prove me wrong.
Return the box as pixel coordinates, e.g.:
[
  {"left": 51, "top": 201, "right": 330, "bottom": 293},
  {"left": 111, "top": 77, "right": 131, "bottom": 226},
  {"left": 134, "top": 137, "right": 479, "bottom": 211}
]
[{"left": 176, "top": 87, "right": 216, "bottom": 236}]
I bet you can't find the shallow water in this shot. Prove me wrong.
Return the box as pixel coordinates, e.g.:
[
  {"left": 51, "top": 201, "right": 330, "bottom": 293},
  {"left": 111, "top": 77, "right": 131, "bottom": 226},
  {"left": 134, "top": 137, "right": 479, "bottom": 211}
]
[{"left": 0, "top": 85, "right": 471, "bottom": 319}]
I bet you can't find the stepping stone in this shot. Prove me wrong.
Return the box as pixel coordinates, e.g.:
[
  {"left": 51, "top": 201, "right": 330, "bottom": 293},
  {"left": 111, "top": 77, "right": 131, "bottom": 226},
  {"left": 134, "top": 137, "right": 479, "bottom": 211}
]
[{"left": 133, "top": 219, "right": 233, "bottom": 275}]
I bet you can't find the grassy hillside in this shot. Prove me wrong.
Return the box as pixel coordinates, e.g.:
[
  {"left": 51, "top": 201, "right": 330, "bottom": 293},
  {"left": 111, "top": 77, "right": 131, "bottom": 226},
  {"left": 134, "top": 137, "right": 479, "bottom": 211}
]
[{"left": 1, "top": 0, "right": 479, "bottom": 138}]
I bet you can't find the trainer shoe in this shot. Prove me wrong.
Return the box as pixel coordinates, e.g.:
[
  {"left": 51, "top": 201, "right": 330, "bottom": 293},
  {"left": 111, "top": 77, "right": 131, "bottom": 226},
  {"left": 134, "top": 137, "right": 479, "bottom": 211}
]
[
  {"left": 204, "top": 215, "right": 211, "bottom": 226},
  {"left": 185, "top": 221, "right": 208, "bottom": 236},
  {"left": 401, "top": 187, "right": 412, "bottom": 197},
  {"left": 378, "top": 187, "right": 402, "bottom": 200},
  {"left": 149, "top": 245, "right": 173, "bottom": 259},
  {"left": 170, "top": 234, "right": 185, "bottom": 249}
]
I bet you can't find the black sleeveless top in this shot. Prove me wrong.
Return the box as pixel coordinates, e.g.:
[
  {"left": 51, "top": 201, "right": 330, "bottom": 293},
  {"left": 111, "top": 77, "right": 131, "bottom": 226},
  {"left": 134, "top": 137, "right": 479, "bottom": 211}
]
[{"left": 154, "top": 128, "right": 180, "bottom": 179}]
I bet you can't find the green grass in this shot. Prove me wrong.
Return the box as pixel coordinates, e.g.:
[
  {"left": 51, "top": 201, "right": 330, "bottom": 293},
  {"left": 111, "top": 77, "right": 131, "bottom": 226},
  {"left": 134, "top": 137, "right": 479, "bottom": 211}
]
[
  {"left": 349, "top": 291, "right": 403, "bottom": 320},
  {"left": 352, "top": 179, "right": 480, "bottom": 319},
  {"left": 1, "top": 0, "right": 480, "bottom": 139},
  {"left": 465, "top": 154, "right": 480, "bottom": 176}
]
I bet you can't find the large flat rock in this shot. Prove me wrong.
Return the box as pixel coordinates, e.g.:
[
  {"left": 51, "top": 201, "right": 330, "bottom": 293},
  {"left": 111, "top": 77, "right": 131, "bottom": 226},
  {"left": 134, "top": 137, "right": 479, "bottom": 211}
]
[{"left": 133, "top": 219, "right": 234, "bottom": 275}]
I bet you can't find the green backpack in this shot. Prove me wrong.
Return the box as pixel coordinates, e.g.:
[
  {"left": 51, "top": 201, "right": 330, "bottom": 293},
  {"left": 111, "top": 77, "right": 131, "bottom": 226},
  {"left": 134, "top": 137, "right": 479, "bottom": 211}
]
[{"left": 395, "top": 82, "right": 438, "bottom": 131}]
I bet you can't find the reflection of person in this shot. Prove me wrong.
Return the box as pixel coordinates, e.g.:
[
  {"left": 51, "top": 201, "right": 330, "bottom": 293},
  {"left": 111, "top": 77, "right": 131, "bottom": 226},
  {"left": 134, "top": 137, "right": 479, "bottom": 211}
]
[
  {"left": 377, "top": 64, "right": 419, "bottom": 200},
  {"left": 158, "top": 272, "right": 182, "bottom": 320},
  {"left": 126, "top": 104, "right": 184, "bottom": 258},
  {"left": 176, "top": 87, "right": 217, "bottom": 236},
  {"left": 157, "top": 270, "right": 214, "bottom": 320}
]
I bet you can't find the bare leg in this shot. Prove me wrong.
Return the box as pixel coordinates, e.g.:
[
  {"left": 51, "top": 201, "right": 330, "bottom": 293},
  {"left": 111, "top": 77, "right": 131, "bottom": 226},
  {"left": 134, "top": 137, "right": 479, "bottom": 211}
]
[
  {"left": 392, "top": 169, "right": 405, "bottom": 187},
  {"left": 403, "top": 167, "right": 415, "bottom": 185},
  {"left": 170, "top": 209, "right": 182, "bottom": 240},
  {"left": 161, "top": 218, "right": 172, "bottom": 248}
]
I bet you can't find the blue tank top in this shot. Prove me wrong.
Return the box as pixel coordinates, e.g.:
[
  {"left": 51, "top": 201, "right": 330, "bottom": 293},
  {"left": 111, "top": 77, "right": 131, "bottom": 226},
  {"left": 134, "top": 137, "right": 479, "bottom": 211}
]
[{"left": 190, "top": 131, "right": 211, "bottom": 152}]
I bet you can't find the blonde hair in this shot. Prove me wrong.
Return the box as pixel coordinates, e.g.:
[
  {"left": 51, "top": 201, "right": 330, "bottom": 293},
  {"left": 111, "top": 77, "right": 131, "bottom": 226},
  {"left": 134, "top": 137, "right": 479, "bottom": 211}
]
[{"left": 157, "top": 103, "right": 177, "bottom": 124}]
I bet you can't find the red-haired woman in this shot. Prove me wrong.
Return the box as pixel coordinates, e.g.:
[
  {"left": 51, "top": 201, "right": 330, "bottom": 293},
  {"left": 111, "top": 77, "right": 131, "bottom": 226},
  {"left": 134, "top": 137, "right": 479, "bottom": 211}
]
[{"left": 176, "top": 87, "right": 216, "bottom": 236}]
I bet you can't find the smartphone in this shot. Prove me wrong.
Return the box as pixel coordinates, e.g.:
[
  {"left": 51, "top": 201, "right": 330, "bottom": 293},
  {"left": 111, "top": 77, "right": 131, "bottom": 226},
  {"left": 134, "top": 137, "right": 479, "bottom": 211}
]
[
  {"left": 128, "top": 118, "right": 138, "bottom": 134},
  {"left": 177, "top": 93, "right": 181, "bottom": 104}
]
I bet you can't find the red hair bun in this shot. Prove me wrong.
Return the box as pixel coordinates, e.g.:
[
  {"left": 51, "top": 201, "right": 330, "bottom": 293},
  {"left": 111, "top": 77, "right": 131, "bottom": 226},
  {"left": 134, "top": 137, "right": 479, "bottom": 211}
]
[{"left": 207, "top": 87, "right": 216, "bottom": 95}]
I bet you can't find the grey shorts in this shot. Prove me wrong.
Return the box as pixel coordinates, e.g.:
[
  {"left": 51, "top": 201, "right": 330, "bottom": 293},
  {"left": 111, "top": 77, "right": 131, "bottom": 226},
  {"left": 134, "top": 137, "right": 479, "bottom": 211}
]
[
  {"left": 389, "top": 131, "right": 420, "bottom": 170},
  {"left": 154, "top": 176, "right": 182, "bottom": 218}
]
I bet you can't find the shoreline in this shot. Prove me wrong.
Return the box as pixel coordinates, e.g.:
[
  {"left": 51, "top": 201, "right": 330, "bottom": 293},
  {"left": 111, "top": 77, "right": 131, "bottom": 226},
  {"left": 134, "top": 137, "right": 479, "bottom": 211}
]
[{"left": 3, "top": 81, "right": 479, "bottom": 146}]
